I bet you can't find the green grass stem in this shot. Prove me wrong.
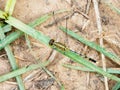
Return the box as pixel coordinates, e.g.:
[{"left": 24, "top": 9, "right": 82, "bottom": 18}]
[
  {"left": 6, "top": 16, "right": 50, "bottom": 45},
  {"left": 53, "top": 47, "right": 120, "bottom": 82},
  {"left": 102, "top": 1, "right": 120, "bottom": 14},
  {"left": 59, "top": 26, "right": 120, "bottom": 65},
  {"left": 0, "top": 26, "right": 25, "bottom": 90},
  {"left": 0, "top": 31, "right": 23, "bottom": 50},
  {"left": 0, "top": 9, "right": 68, "bottom": 50},
  {"left": 0, "top": 13, "right": 52, "bottom": 50},
  {"left": 0, "top": 61, "right": 49, "bottom": 82},
  {"left": 63, "top": 64, "right": 120, "bottom": 74},
  {"left": 2, "top": 24, "right": 12, "bottom": 33}
]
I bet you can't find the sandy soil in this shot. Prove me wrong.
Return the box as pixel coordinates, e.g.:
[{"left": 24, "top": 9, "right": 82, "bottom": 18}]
[{"left": 0, "top": 0, "right": 120, "bottom": 90}]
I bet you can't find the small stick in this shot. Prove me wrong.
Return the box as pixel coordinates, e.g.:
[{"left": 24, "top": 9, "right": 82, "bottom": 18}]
[
  {"left": 73, "top": 8, "right": 89, "bottom": 19},
  {"left": 85, "top": 0, "right": 92, "bottom": 15},
  {"left": 44, "top": 11, "right": 73, "bottom": 28},
  {"left": 93, "top": 0, "right": 109, "bottom": 90}
]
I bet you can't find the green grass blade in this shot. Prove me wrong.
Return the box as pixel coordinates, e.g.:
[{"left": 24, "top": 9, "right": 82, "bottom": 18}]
[
  {"left": 29, "top": 13, "right": 51, "bottom": 27},
  {"left": 0, "top": 28, "right": 18, "bottom": 69},
  {"left": 0, "top": 9, "right": 69, "bottom": 50},
  {"left": 0, "top": 61, "right": 49, "bottom": 82},
  {"left": 25, "top": 13, "right": 60, "bottom": 85},
  {"left": 0, "top": 26, "right": 25, "bottom": 90},
  {"left": 5, "top": 0, "right": 16, "bottom": 15},
  {"left": 108, "top": 3, "right": 120, "bottom": 14},
  {"left": 63, "top": 64, "right": 120, "bottom": 74},
  {"left": 54, "top": 47, "right": 120, "bottom": 82},
  {"left": 0, "top": 31, "right": 23, "bottom": 50},
  {"left": 0, "top": 13, "right": 52, "bottom": 50},
  {"left": 63, "top": 64, "right": 95, "bottom": 72},
  {"left": 24, "top": 13, "right": 52, "bottom": 49},
  {"left": 5, "top": 16, "right": 120, "bottom": 82},
  {"left": 103, "top": 1, "right": 120, "bottom": 14},
  {"left": 25, "top": 34, "right": 31, "bottom": 49},
  {"left": 6, "top": 16, "right": 50, "bottom": 45},
  {"left": 61, "top": 85, "right": 65, "bottom": 90},
  {"left": 59, "top": 26, "right": 120, "bottom": 65},
  {"left": 112, "top": 82, "right": 120, "bottom": 90},
  {"left": 3, "top": 24, "right": 12, "bottom": 33}
]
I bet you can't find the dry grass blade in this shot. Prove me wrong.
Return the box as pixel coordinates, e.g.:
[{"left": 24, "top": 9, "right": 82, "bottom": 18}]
[{"left": 92, "top": 0, "right": 108, "bottom": 90}]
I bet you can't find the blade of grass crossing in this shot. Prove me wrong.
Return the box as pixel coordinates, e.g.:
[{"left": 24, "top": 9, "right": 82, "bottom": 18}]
[
  {"left": 0, "top": 31, "right": 23, "bottom": 50},
  {"left": 5, "top": 15, "right": 64, "bottom": 89},
  {"left": 0, "top": 26, "right": 25, "bottom": 90},
  {"left": 0, "top": 61, "right": 49, "bottom": 82},
  {"left": 0, "top": 13, "right": 53, "bottom": 50},
  {"left": 0, "top": 9, "right": 69, "bottom": 50}
]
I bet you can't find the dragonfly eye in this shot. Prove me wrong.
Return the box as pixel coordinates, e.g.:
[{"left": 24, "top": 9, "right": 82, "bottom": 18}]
[{"left": 49, "top": 39, "right": 55, "bottom": 46}]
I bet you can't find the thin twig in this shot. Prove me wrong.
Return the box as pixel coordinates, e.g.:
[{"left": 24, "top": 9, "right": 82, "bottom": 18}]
[
  {"left": 85, "top": 0, "right": 92, "bottom": 15},
  {"left": 48, "top": 50, "right": 57, "bottom": 63},
  {"left": 83, "top": 1, "right": 91, "bottom": 87},
  {"left": 92, "top": 0, "right": 109, "bottom": 90},
  {"left": 74, "top": 8, "right": 89, "bottom": 19},
  {"left": 44, "top": 11, "right": 73, "bottom": 28}
]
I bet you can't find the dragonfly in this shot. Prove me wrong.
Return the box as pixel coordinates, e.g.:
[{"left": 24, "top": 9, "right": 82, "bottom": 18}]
[
  {"left": 48, "top": 10, "right": 97, "bottom": 63},
  {"left": 49, "top": 39, "right": 97, "bottom": 63}
]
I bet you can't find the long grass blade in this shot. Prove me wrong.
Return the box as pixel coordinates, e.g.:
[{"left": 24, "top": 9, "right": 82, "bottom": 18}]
[
  {"left": 59, "top": 26, "right": 120, "bottom": 65},
  {"left": 6, "top": 16, "right": 50, "bottom": 45},
  {"left": 55, "top": 47, "right": 120, "bottom": 82},
  {"left": 0, "top": 61, "right": 49, "bottom": 82},
  {"left": 0, "top": 26, "right": 25, "bottom": 90},
  {"left": 0, "top": 12, "right": 52, "bottom": 50},
  {"left": 63, "top": 64, "right": 120, "bottom": 74},
  {"left": 0, "top": 9, "right": 68, "bottom": 50}
]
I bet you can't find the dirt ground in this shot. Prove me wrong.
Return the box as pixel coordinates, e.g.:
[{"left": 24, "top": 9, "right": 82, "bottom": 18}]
[{"left": 0, "top": 0, "right": 120, "bottom": 90}]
